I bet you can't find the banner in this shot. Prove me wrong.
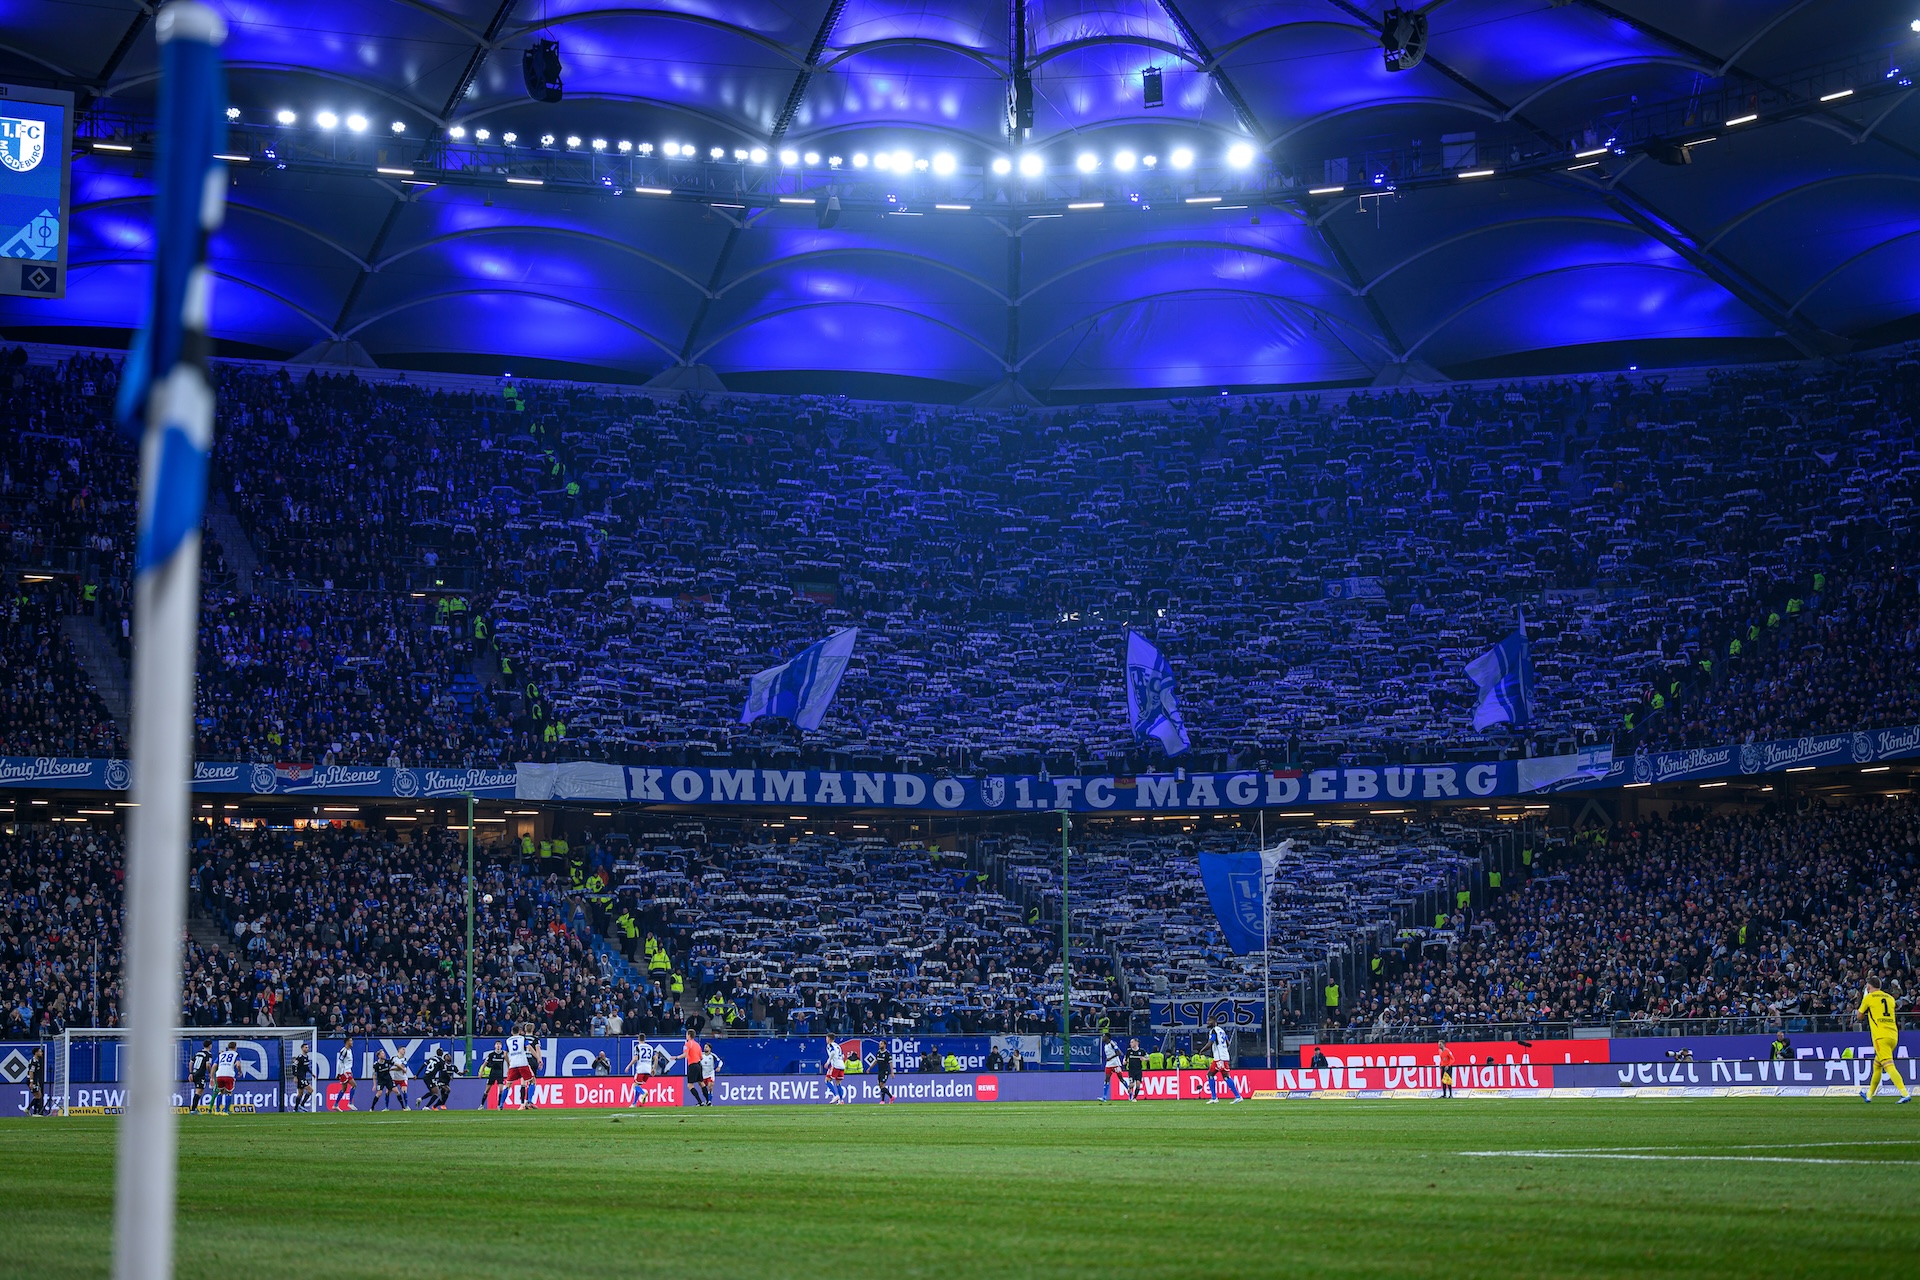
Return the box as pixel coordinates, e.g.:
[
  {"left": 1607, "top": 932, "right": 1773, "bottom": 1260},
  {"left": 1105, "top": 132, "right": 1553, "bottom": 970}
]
[
  {"left": 1301, "top": 1039, "right": 1612, "bottom": 1070},
  {"left": 5, "top": 723, "right": 1920, "bottom": 809},
  {"left": 1150, "top": 997, "right": 1265, "bottom": 1029}
]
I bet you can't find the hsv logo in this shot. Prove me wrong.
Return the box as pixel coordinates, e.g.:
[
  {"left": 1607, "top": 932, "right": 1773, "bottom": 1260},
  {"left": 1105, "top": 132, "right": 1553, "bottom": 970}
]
[{"left": 974, "top": 1074, "right": 999, "bottom": 1101}]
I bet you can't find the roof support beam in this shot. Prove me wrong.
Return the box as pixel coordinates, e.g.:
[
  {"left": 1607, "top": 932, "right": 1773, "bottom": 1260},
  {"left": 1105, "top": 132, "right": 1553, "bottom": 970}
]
[
  {"left": 1590, "top": 181, "right": 1849, "bottom": 359},
  {"left": 1314, "top": 215, "right": 1406, "bottom": 364},
  {"left": 676, "top": 224, "right": 744, "bottom": 364},
  {"left": 328, "top": 0, "right": 522, "bottom": 339},
  {"left": 1151, "top": 0, "right": 1269, "bottom": 142},
  {"left": 770, "top": 0, "right": 849, "bottom": 145},
  {"left": 91, "top": 4, "right": 154, "bottom": 103}
]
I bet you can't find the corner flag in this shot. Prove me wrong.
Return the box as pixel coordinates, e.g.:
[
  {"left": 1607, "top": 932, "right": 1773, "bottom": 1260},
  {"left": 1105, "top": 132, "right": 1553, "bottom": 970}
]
[{"left": 113, "top": 7, "right": 227, "bottom": 1279}]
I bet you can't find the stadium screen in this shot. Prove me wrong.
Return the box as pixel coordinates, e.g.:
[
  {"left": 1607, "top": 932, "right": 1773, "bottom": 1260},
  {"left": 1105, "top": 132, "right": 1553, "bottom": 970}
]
[{"left": 0, "top": 84, "right": 72, "bottom": 299}]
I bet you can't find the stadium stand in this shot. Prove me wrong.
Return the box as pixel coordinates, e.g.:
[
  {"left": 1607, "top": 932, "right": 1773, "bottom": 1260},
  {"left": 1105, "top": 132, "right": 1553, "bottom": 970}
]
[
  {"left": 1347, "top": 801, "right": 1920, "bottom": 1034},
  {"left": 6, "top": 345, "right": 1918, "bottom": 774}
]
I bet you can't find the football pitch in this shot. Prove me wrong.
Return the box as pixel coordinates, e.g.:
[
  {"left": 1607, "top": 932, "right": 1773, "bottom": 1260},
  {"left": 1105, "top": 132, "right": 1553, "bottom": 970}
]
[{"left": 2, "top": 1099, "right": 1916, "bottom": 1278}]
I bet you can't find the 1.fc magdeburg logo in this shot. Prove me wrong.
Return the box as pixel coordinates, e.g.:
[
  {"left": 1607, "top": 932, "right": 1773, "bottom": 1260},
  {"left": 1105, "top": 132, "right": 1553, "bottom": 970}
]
[
  {"left": 980, "top": 776, "right": 1006, "bottom": 808},
  {"left": 0, "top": 117, "right": 45, "bottom": 173}
]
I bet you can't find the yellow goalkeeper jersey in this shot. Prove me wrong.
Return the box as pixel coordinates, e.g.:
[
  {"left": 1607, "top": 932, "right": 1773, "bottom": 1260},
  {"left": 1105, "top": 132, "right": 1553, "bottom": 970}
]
[{"left": 1858, "top": 989, "right": 1900, "bottom": 1039}]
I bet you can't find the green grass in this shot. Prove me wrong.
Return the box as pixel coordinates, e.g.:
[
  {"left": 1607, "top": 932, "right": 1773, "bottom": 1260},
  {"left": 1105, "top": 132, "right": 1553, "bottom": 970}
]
[{"left": 2, "top": 1099, "right": 1917, "bottom": 1278}]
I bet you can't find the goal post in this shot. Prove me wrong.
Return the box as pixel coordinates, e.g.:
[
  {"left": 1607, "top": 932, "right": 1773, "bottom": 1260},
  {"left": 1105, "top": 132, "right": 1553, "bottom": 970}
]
[{"left": 57, "top": 1027, "right": 320, "bottom": 1116}]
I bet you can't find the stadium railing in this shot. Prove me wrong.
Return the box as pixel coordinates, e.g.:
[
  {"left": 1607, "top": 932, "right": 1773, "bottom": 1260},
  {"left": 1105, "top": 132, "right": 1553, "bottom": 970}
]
[{"left": 1312, "top": 1013, "right": 1865, "bottom": 1044}]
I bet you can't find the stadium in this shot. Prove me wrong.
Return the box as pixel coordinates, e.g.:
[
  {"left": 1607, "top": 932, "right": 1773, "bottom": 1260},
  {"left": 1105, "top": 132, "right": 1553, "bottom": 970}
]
[{"left": 2, "top": 0, "right": 1919, "bottom": 1274}]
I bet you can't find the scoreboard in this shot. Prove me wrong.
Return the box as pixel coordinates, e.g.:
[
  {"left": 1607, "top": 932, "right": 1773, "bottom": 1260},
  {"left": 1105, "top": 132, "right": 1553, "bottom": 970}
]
[{"left": 0, "top": 84, "right": 71, "bottom": 299}]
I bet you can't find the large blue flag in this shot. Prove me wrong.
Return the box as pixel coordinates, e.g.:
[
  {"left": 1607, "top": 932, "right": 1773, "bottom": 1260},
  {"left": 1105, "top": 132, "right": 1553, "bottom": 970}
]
[
  {"left": 1125, "top": 630, "right": 1189, "bottom": 755},
  {"left": 741, "top": 628, "right": 857, "bottom": 730},
  {"left": 1465, "top": 625, "right": 1534, "bottom": 731},
  {"left": 1197, "top": 842, "right": 1292, "bottom": 955}
]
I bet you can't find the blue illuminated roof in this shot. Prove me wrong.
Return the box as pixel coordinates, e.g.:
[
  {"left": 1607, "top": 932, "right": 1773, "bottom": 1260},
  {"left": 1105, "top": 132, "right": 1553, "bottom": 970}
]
[{"left": 4, "top": 0, "right": 1918, "bottom": 396}]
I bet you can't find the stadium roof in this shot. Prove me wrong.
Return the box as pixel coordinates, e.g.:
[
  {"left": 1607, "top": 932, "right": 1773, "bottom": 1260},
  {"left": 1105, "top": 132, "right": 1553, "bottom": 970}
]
[{"left": 5, "top": 0, "right": 1920, "bottom": 399}]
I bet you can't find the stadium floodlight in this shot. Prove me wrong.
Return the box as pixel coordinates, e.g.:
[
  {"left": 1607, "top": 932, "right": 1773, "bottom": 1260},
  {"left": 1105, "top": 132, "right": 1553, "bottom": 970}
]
[
  {"left": 502, "top": 131, "right": 517, "bottom": 144},
  {"left": 1113, "top": 149, "right": 1136, "bottom": 171},
  {"left": 710, "top": 145, "right": 725, "bottom": 159},
  {"left": 592, "top": 138, "right": 607, "bottom": 151},
  {"left": 1170, "top": 146, "right": 1194, "bottom": 169},
  {"left": 874, "top": 151, "right": 893, "bottom": 170},
  {"left": 913, "top": 156, "right": 929, "bottom": 171},
  {"left": 617, "top": 139, "right": 632, "bottom": 152},
  {"left": 1226, "top": 141, "right": 1255, "bottom": 167},
  {"left": 1076, "top": 151, "right": 1099, "bottom": 172},
  {"left": 932, "top": 150, "right": 956, "bottom": 175},
  {"left": 663, "top": 140, "right": 681, "bottom": 156},
  {"left": 733, "top": 148, "right": 749, "bottom": 160},
  {"left": 225, "top": 106, "right": 240, "bottom": 120},
  {"left": 1913, "top": 17, "right": 1920, "bottom": 31},
  {"left": 346, "top": 113, "right": 368, "bottom": 132},
  {"left": 316, "top": 110, "right": 339, "bottom": 129},
  {"left": 565, "top": 134, "right": 582, "bottom": 148},
  {"left": 991, "top": 155, "right": 1012, "bottom": 175},
  {"left": 852, "top": 151, "right": 869, "bottom": 167},
  {"left": 449, "top": 125, "right": 466, "bottom": 139},
  {"left": 750, "top": 146, "right": 768, "bottom": 163},
  {"left": 892, "top": 148, "right": 913, "bottom": 172},
  {"left": 828, "top": 155, "right": 842, "bottom": 167},
  {"left": 475, "top": 128, "right": 491, "bottom": 141},
  {"left": 780, "top": 147, "right": 800, "bottom": 164},
  {"left": 1142, "top": 154, "right": 1157, "bottom": 167},
  {"left": 391, "top": 120, "right": 406, "bottom": 134},
  {"left": 1019, "top": 151, "right": 1044, "bottom": 176},
  {"left": 804, "top": 150, "right": 821, "bottom": 164},
  {"left": 540, "top": 133, "right": 556, "bottom": 147},
  {"left": 636, "top": 142, "right": 653, "bottom": 155},
  {"left": 275, "top": 108, "right": 296, "bottom": 125}
]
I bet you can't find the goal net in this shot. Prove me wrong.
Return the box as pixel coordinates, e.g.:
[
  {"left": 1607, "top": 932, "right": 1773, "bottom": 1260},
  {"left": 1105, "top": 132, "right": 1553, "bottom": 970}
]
[{"left": 55, "top": 1027, "right": 320, "bottom": 1116}]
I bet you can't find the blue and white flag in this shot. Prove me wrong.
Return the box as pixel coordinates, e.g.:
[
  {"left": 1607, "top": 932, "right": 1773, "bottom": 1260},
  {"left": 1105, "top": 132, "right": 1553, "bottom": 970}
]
[
  {"left": 1466, "top": 625, "right": 1534, "bottom": 731},
  {"left": 1125, "top": 630, "right": 1189, "bottom": 756},
  {"left": 1197, "top": 841, "right": 1293, "bottom": 955},
  {"left": 741, "top": 628, "right": 857, "bottom": 730}
]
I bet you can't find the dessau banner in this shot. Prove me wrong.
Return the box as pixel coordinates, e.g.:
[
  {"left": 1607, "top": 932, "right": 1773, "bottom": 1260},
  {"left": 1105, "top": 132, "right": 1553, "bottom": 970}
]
[{"left": 5, "top": 723, "right": 1920, "bottom": 810}]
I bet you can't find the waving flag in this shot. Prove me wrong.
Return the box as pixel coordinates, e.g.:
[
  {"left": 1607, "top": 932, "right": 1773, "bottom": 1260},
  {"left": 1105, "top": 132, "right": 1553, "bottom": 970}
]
[
  {"left": 1197, "top": 841, "right": 1294, "bottom": 955},
  {"left": 741, "top": 628, "right": 857, "bottom": 730},
  {"left": 1125, "top": 630, "right": 1189, "bottom": 756},
  {"left": 113, "top": 6, "right": 228, "bottom": 1279},
  {"left": 1466, "top": 622, "right": 1535, "bottom": 731}
]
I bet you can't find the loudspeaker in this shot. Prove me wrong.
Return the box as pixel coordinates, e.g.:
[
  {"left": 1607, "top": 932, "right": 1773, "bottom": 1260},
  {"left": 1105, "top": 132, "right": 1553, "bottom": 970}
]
[
  {"left": 1143, "top": 67, "right": 1164, "bottom": 108},
  {"left": 1009, "top": 71, "right": 1034, "bottom": 134},
  {"left": 523, "top": 40, "right": 563, "bottom": 103},
  {"left": 1381, "top": 8, "right": 1428, "bottom": 72},
  {"left": 1647, "top": 140, "right": 1692, "bottom": 166},
  {"left": 817, "top": 195, "right": 841, "bottom": 229}
]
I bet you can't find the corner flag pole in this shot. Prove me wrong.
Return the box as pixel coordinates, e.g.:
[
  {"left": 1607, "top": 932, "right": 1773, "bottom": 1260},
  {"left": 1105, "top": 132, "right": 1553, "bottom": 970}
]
[{"left": 113, "top": 6, "right": 227, "bottom": 1279}]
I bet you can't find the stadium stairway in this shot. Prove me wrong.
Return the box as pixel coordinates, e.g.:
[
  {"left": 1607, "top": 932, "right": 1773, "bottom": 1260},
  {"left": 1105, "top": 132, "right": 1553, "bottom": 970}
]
[
  {"left": 203, "top": 491, "right": 260, "bottom": 598},
  {"left": 185, "top": 902, "right": 231, "bottom": 959},
  {"left": 59, "top": 614, "right": 130, "bottom": 738}
]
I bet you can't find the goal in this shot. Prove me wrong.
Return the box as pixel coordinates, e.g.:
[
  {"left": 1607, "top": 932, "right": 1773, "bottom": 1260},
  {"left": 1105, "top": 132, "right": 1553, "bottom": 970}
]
[{"left": 54, "top": 1026, "right": 320, "bottom": 1116}]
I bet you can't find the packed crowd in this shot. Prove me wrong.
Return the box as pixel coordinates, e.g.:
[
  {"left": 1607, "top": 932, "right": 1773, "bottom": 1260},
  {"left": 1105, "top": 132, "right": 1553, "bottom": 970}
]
[
  {"left": 1347, "top": 800, "right": 1920, "bottom": 1030},
  {"left": 5, "top": 343, "right": 1919, "bottom": 773},
  {"left": 993, "top": 821, "right": 1490, "bottom": 1027},
  {"left": 188, "top": 824, "right": 680, "bottom": 1037},
  {"left": 1, "top": 826, "right": 123, "bottom": 1036},
  {"left": 604, "top": 829, "right": 1117, "bottom": 1035}
]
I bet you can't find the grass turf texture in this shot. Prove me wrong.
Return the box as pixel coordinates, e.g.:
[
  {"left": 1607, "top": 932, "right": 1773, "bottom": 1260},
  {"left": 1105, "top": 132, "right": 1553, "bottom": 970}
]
[{"left": 2, "top": 1100, "right": 1916, "bottom": 1278}]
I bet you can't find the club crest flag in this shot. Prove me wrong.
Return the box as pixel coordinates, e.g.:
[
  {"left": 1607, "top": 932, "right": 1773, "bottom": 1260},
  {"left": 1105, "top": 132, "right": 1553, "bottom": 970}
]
[
  {"left": 1197, "top": 841, "right": 1292, "bottom": 955},
  {"left": 1125, "top": 630, "right": 1189, "bottom": 756}
]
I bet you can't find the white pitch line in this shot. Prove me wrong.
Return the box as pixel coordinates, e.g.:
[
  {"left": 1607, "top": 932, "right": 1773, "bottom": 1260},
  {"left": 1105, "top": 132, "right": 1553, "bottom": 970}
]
[
  {"left": 1524, "top": 1139, "right": 1920, "bottom": 1153},
  {"left": 1461, "top": 1150, "right": 1920, "bottom": 1167}
]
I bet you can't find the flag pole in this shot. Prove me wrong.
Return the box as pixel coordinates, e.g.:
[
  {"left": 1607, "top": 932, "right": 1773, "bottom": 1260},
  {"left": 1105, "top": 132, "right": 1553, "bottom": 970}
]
[
  {"left": 1261, "top": 808, "right": 1271, "bottom": 1068},
  {"left": 1060, "top": 809, "right": 1071, "bottom": 1071},
  {"left": 114, "top": 7, "right": 227, "bottom": 1279}
]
